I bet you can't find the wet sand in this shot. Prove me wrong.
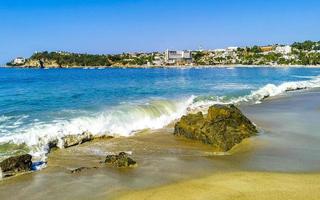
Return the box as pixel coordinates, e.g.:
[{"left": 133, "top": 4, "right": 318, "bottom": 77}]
[{"left": 1, "top": 89, "right": 320, "bottom": 200}]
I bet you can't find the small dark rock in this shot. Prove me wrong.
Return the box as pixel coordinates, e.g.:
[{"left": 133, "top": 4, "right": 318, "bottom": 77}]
[
  {"left": 47, "top": 139, "right": 59, "bottom": 153},
  {"left": 0, "top": 154, "right": 32, "bottom": 178},
  {"left": 70, "top": 166, "right": 98, "bottom": 174},
  {"left": 104, "top": 152, "right": 137, "bottom": 168},
  {"left": 96, "top": 135, "right": 114, "bottom": 140}
]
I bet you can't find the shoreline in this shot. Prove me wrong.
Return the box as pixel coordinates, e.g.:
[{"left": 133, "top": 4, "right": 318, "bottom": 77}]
[
  {"left": 2, "top": 64, "right": 320, "bottom": 69},
  {"left": 0, "top": 89, "right": 320, "bottom": 199}
]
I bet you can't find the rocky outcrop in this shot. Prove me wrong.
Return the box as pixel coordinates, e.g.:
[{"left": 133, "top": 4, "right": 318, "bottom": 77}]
[
  {"left": 174, "top": 104, "right": 258, "bottom": 152},
  {"left": 104, "top": 152, "right": 137, "bottom": 168},
  {"left": 23, "top": 59, "right": 60, "bottom": 68},
  {"left": 0, "top": 154, "right": 32, "bottom": 178},
  {"left": 62, "top": 131, "right": 94, "bottom": 148}
]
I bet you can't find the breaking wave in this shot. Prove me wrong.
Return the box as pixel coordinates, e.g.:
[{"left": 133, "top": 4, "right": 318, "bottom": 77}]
[
  {"left": 191, "top": 76, "right": 320, "bottom": 109},
  {"left": 0, "top": 76, "right": 320, "bottom": 161},
  {"left": 0, "top": 98, "right": 195, "bottom": 160}
]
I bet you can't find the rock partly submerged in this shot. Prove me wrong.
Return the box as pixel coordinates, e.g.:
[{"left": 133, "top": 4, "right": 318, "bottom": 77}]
[
  {"left": 174, "top": 104, "right": 258, "bottom": 152},
  {"left": 62, "top": 131, "right": 94, "bottom": 148},
  {"left": 104, "top": 152, "right": 137, "bottom": 168},
  {"left": 70, "top": 166, "right": 99, "bottom": 174},
  {"left": 48, "top": 132, "right": 114, "bottom": 152},
  {"left": 69, "top": 152, "right": 137, "bottom": 173},
  {"left": 0, "top": 154, "right": 32, "bottom": 178},
  {"left": 48, "top": 131, "right": 94, "bottom": 151}
]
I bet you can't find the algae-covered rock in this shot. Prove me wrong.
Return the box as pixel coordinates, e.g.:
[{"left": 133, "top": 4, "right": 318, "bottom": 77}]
[
  {"left": 104, "top": 152, "right": 137, "bottom": 168},
  {"left": 62, "top": 131, "right": 93, "bottom": 148},
  {"left": 0, "top": 154, "right": 32, "bottom": 178},
  {"left": 174, "top": 104, "right": 258, "bottom": 151}
]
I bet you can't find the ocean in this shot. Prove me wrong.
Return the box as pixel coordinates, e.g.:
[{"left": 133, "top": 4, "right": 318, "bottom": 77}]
[{"left": 0, "top": 67, "right": 320, "bottom": 162}]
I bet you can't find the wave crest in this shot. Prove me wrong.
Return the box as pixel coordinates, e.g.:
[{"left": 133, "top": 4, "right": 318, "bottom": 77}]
[
  {"left": 192, "top": 76, "right": 320, "bottom": 109},
  {"left": 0, "top": 97, "right": 194, "bottom": 160}
]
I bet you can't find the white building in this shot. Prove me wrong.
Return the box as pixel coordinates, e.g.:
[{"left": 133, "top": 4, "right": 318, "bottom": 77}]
[
  {"left": 164, "top": 50, "right": 192, "bottom": 64},
  {"left": 213, "top": 49, "right": 226, "bottom": 52},
  {"left": 152, "top": 55, "right": 164, "bottom": 66},
  {"left": 13, "top": 57, "right": 26, "bottom": 65},
  {"left": 275, "top": 45, "right": 292, "bottom": 54},
  {"left": 227, "top": 47, "right": 238, "bottom": 51}
]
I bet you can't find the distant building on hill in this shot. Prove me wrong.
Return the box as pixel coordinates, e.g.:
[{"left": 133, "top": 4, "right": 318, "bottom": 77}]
[
  {"left": 54, "top": 51, "right": 71, "bottom": 56},
  {"left": 260, "top": 46, "right": 274, "bottom": 52},
  {"left": 13, "top": 57, "right": 26, "bottom": 65},
  {"left": 227, "top": 47, "right": 238, "bottom": 51},
  {"left": 164, "top": 50, "right": 192, "bottom": 64},
  {"left": 212, "top": 49, "right": 226, "bottom": 52},
  {"left": 275, "top": 45, "right": 292, "bottom": 54},
  {"left": 153, "top": 54, "right": 164, "bottom": 66}
]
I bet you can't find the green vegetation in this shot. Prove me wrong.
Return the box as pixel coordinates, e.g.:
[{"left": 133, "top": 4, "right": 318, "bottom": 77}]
[
  {"left": 192, "top": 41, "right": 320, "bottom": 66},
  {"left": 30, "top": 51, "right": 111, "bottom": 67},
  {"left": 292, "top": 40, "right": 320, "bottom": 51},
  {"left": 6, "top": 40, "right": 320, "bottom": 68},
  {"left": 108, "top": 53, "right": 154, "bottom": 66},
  {"left": 7, "top": 51, "right": 155, "bottom": 68},
  {"left": 192, "top": 51, "right": 208, "bottom": 65}
]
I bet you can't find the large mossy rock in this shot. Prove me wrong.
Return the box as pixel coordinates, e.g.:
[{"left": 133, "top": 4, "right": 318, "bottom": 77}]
[
  {"left": 174, "top": 104, "right": 258, "bottom": 152},
  {"left": 0, "top": 154, "right": 32, "bottom": 178}
]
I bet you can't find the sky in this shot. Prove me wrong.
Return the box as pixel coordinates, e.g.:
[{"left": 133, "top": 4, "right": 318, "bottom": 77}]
[{"left": 1, "top": 0, "right": 320, "bottom": 64}]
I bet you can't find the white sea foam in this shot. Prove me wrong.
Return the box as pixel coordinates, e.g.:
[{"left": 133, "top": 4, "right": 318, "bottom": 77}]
[
  {"left": 0, "top": 116, "right": 10, "bottom": 123},
  {"left": 0, "top": 115, "right": 30, "bottom": 135},
  {"left": 0, "top": 76, "right": 320, "bottom": 162},
  {"left": 191, "top": 76, "right": 320, "bottom": 110},
  {"left": 291, "top": 75, "right": 319, "bottom": 79},
  {"left": 243, "top": 76, "right": 320, "bottom": 102},
  {"left": 208, "top": 83, "right": 255, "bottom": 90}
]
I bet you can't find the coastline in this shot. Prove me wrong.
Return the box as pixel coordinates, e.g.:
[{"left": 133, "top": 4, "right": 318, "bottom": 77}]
[
  {"left": 0, "top": 89, "right": 319, "bottom": 199},
  {"left": 3, "top": 64, "right": 320, "bottom": 69}
]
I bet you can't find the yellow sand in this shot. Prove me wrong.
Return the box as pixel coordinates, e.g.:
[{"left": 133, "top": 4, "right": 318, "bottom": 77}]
[{"left": 116, "top": 172, "right": 320, "bottom": 200}]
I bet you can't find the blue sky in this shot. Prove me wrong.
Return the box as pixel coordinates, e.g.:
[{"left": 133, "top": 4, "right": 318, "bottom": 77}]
[{"left": 1, "top": 0, "right": 320, "bottom": 64}]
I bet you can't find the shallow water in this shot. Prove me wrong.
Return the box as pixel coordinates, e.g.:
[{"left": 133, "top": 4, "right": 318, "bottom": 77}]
[
  {"left": 0, "top": 67, "right": 320, "bottom": 160},
  {"left": 239, "top": 90, "right": 320, "bottom": 172}
]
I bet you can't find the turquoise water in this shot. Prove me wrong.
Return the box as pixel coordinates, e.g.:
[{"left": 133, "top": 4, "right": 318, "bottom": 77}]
[{"left": 0, "top": 67, "right": 320, "bottom": 160}]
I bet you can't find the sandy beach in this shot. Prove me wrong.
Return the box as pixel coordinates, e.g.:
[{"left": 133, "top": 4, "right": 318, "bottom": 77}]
[{"left": 116, "top": 172, "right": 320, "bottom": 200}]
